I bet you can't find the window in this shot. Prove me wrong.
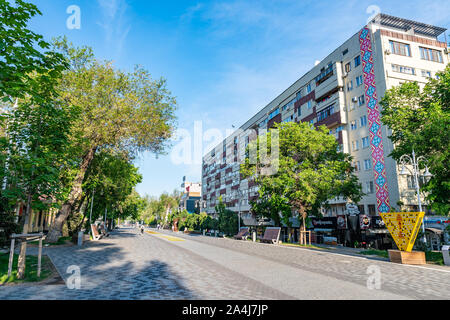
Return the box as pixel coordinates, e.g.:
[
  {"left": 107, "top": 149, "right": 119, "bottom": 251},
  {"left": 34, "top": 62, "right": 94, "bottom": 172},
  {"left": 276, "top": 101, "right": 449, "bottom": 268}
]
[
  {"left": 259, "top": 118, "right": 268, "bottom": 128},
  {"left": 296, "top": 90, "right": 303, "bottom": 100},
  {"left": 354, "top": 55, "right": 361, "bottom": 67},
  {"left": 282, "top": 98, "right": 296, "bottom": 111},
  {"left": 353, "top": 161, "right": 361, "bottom": 172},
  {"left": 298, "top": 107, "right": 301, "bottom": 117},
  {"left": 223, "top": 144, "right": 227, "bottom": 153},
  {"left": 315, "top": 63, "right": 334, "bottom": 86},
  {"left": 342, "top": 48, "right": 349, "bottom": 56},
  {"left": 211, "top": 150, "right": 215, "bottom": 157},
  {"left": 389, "top": 41, "right": 411, "bottom": 57},
  {"left": 368, "top": 205, "right": 376, "bottom": 216},
  {"left": 364, "top": 159, "right": 372, "bottom": 170},
  {"left": 420, "top": 47, "right": 443, "bottom": 63},
  {"left": 347, "top": 80, "right": 353, "bottom": 92},
  {"left": 352, "top": 140, "right": 359, "bottom": 151},
  {"left": 307, "top": 83, "right": 312, "bottom": 93},
  {"left": 360, "top": 115, "right": 367, "bottom": 127},
  {"left": 356, "top": 75, "right": 364, "bottom": 87},
  {"left": 307, "top": 100, "right": 312, "bottom": 109},
  {"left": 345, "top": 62, "right": 351, "bottom": 73},
  {"left": 335, "top": 126, "right": 344, "bottom": 133},
  {"left": 358, "top": 205, "right": 365, "bottom": 215},
  {"left": 366, "top": 181, "right": 375, "bottom": 194},
  {"left": 309, "top": 119, "right": 315, "bottom": 126},
  {"left": 269, "top": 108, "right": 280, "bottom": 120},
  {"left": 362, "top": 136, "right": 370, "bottom": 149},
  {"left": 350, "top": 120, "right": 357, "bottom": 131},
  {"left": 421, "top": 70, "right": 432, "bottom": 78},
  {"left": 392, "top": 64, "right": 415, "bottom": 75},
  {"left": 317, "top": 104, "right": 335, "bottom": 122},
  {"left": 358, "top": 95, "right": 366, "bottom": 106}
]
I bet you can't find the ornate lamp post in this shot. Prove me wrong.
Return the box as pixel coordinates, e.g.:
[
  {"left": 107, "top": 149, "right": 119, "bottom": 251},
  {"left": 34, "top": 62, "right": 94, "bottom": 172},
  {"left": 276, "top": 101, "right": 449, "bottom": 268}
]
[{"left": 398, "top": 149, "right": 433, "bottom": 246}]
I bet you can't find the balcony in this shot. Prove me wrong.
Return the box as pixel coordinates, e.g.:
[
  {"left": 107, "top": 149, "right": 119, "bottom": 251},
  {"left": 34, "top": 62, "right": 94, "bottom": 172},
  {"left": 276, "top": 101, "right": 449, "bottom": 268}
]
[{"left": 314, "top": 62, "right": 344, "bottom": 102}]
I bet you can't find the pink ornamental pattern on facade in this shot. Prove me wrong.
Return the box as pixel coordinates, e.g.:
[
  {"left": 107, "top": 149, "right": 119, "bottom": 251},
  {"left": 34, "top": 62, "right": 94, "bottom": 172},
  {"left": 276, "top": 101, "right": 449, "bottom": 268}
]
[{"left": 359, "top": 27, "right": 391, "bottom": 214}]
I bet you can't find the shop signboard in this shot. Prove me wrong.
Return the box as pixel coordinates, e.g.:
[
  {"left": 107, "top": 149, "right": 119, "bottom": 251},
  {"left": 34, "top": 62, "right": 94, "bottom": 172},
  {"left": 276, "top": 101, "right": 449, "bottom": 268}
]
[
  {"left": 311, "top": 217, "right": 337, "bottom": 232},
  {"left": 360, "top": 215, "right": 371, "bottom": 230},
  {"left": 380, "top": 212, "right": 425, "bottom": 252},
  {"left": 337, "top": 215, "right": 348, "bottom": 230},
  {"left": 346, "top": 203, "right": 360, "bottom": 216},
  {"left": 371, "top": 216, "right": 386, "bottom": 229}
]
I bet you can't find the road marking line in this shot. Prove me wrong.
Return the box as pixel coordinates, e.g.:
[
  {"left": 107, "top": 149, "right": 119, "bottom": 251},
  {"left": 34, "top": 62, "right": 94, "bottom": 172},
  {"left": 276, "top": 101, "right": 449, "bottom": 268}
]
[{"left": 146, "top": 231, "right": 185, "bottom": 242}]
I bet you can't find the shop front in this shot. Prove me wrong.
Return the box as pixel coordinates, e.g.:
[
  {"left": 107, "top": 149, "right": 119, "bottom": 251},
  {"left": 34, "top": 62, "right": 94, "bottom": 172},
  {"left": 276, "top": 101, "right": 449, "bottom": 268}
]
[{"left": 310, "top": 217, "right": 338, "bottom": 245}]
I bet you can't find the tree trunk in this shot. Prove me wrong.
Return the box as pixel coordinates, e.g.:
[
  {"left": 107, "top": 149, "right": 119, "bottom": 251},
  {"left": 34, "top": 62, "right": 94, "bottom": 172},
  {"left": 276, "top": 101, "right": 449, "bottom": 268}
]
[
  {"left": 46, "top": 146, "right": 97, "bottom": 243},
  {"left": 17, "top": 193, "right": 32, "bottom": 279}
]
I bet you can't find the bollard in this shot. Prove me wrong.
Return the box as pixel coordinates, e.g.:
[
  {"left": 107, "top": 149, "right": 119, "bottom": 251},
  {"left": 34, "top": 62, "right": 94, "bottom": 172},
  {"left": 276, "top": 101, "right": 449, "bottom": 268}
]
[
  {"left": 78, "top": 231, "right": 84, "bottom": 246},
  {"left": 443, "top": 245, "right": 450, "bottom": 266},
  {"left": 253, "top": 231, "right": 256, "bottom": 242}
]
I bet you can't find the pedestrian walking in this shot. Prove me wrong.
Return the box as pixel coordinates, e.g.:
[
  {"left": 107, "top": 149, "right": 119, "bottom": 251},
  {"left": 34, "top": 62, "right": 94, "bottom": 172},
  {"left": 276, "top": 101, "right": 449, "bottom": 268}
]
[{"left": 140, "top": 225, "right": 145, "bottom": 235}]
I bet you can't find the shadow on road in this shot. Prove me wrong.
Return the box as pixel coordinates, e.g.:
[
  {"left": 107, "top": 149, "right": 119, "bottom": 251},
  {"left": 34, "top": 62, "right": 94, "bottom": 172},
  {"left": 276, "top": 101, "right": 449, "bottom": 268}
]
[{"left": 1, "top": 228, "right": 200, "bottom": 300}]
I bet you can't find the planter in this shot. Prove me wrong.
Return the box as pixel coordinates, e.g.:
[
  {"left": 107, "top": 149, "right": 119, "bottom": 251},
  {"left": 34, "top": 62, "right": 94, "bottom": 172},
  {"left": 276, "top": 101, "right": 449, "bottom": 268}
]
[{"left": 388, "top": 250, "right": 426, "bottom": 265}]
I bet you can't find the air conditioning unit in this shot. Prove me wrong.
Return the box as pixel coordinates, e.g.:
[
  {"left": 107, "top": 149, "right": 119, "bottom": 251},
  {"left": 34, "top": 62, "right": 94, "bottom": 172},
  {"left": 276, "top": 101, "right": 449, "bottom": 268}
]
[{"left": 385, "top": 49, "right": 391, "bottom": 55}]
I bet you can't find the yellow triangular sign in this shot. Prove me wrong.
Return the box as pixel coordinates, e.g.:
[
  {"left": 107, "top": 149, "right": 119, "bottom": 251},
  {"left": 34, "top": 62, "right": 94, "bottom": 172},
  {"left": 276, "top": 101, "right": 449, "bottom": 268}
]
[{"left": 379, "top": 212, "right": 425, "bottom": 252}]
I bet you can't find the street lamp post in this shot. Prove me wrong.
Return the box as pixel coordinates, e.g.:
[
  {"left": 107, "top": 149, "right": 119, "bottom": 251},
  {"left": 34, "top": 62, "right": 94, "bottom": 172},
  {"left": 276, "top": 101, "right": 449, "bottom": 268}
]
[{"left": 399, "top": 149, "right": 433, "bottom": 246}]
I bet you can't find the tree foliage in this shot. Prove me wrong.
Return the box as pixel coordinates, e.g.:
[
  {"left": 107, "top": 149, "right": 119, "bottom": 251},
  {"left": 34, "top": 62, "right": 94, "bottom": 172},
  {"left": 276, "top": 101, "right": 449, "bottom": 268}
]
[
  {"left": 0, "top": 0, "right": 67, "bottom": 101},
  {"left": 46, "top": 39, "right": 178, "bottom": 242},
  {"left": 380, "top": 65, "right": 450, "bottom": 215},
  {"left": 241, "top": 122, "right": 362, "bottom": 229},
  {"left": 216, "top": 197, "right": 240, "bottom": 236}
]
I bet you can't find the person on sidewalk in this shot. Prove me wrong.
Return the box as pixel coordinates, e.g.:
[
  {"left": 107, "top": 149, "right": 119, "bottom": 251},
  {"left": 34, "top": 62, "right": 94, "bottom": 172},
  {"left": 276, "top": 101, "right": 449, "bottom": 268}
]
[{"left": 140, "top": 225, "right": 145, "bottom": 235}]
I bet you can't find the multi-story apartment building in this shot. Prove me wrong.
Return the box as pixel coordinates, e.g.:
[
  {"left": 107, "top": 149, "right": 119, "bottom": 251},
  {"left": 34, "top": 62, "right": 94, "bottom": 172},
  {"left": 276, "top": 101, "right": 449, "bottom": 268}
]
[{"left": 201, "top": 13, "right": 449, "bottom": 224}]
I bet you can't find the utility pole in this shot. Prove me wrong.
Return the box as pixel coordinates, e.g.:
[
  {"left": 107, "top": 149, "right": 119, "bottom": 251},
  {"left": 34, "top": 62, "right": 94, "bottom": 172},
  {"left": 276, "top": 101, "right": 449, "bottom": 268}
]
[{"left": 89, "top": 188, "right": 95, "bottom": 224}]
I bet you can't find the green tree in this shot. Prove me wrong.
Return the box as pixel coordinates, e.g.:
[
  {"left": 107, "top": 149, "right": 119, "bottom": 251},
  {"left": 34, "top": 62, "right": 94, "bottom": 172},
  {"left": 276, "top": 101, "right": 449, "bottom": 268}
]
[
  {"left": 4, "top": 97, "right": 76, "bottom": 279},
  {"left": 216, "top": 197, "right": 239, "bottom": 236},
  {"left": 69, "top": 150, "right": 143, "bottom": 235},
  {"left": 380, "top": 65, "right": 450, "bottom": 216},
  {"left": 0, "top": 0, "right": 67, "bottom": 101},
  {"left": 241, "top": 122, "right": 362, "bottom": 238},
  {"left": 46, "top": 40, "right": 177, "bottom": 242}
]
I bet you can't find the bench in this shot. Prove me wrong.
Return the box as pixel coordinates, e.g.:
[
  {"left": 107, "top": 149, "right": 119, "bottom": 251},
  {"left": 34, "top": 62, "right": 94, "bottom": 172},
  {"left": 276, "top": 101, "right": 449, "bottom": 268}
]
[
  {"left": 259, "top": 227, "right": 281, "bottom": 244},
  {"left": 91, "top": 224, "right": 103, "bottom": 241},
  {"left": 234, "top": 227, "right": 250, "bottom": 240}
]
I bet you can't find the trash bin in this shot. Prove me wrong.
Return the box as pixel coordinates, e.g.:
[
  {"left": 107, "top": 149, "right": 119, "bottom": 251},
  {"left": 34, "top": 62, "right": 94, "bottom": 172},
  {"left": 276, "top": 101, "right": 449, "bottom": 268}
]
[
  {"left": 443, "top": 245, "right": 450, "bottom": 266},
  {"left": 77, "top": 231, "right": 84, "bottom": 246}
]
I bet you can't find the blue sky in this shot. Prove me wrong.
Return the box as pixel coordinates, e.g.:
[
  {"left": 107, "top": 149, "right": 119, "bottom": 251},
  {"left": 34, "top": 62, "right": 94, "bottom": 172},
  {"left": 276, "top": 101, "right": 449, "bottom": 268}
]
[{"left": 30, "top": 0, "right": 450, "bottom": 197}]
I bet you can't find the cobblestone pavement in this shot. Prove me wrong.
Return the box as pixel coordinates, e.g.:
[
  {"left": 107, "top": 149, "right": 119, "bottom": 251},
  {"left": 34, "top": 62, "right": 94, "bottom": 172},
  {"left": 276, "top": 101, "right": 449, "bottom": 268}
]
[
  {"left": 1, "top": 228, "right": 448, "bottom": 300},
  {"left": 0, "top": 228, "right": 292, "bottom": 300},
  {"left": 155, "top": 229, "right": 450, "bottom": 300}
]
